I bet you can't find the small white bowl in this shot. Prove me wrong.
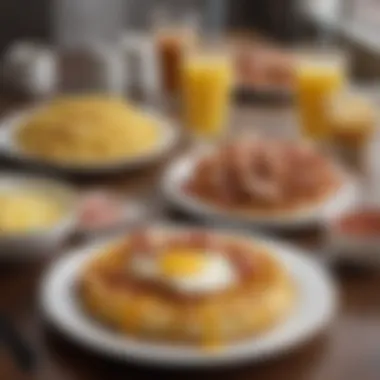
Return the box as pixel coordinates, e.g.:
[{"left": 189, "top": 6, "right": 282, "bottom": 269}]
[
  {"left": 324, "top": 209, "right": 380, "bottom": 266},
  {"left": 0, "top": 174, "right": 78, "bottom": 260}
]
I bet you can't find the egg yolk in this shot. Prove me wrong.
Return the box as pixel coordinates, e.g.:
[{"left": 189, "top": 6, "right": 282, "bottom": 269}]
[{"left": 159, "top": 249, "right": 206, "bottom": 278}]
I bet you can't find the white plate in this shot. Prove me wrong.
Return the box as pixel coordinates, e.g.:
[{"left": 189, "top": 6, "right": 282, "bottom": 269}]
[
  {"left": 40, "top": 227, "right": 337, "bottom": 368},
  {"left": 0, "top": 108, "right": 178, "bottom": 175},
  {"left": 161, "top": 150, "right": 358, "bottom": 229}
]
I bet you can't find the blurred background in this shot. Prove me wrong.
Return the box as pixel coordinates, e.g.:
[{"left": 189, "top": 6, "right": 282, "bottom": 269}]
[{"left": 1, "top": 0, "right": 380, "bottom": 79}]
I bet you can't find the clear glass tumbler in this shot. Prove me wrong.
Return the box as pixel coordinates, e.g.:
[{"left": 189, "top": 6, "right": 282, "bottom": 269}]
[
  {"left": 152, "top": 7, "right": 199, "bottom": 99},
  {"left": 181, "top": 45, "right": 233, "bottom": 140},
  {"left": 295, "top": 50, "right": 348, "bottom": 141}
]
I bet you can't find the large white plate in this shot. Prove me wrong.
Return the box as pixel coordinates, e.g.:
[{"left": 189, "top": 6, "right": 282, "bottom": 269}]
[
  {"left": 40, "top": 226, "right": 337, "bottom": 368},
  {"left": 161, "top": 150, "right": 358, "bottom": 229},
  {"left": 0, "top": 108, "right": 178, "bottom": 175}
]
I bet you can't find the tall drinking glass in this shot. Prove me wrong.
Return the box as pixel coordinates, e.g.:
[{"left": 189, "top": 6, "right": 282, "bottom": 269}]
[
  {"left": 181, "top": 46, "right": 233, "bottom": 140},
  {"left": 325, "top": 89, "right": 375, "bottom": 170},
  {"left": 295, "top": 51, "right": 348, "bottom": 140},
  {"left": 153, "top": 9, "right": 198, "bottom": 99}
]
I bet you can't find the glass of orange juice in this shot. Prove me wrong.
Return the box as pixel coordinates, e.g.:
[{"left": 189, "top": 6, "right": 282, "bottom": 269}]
[
  {"left": 181, "top": 46, "right": 233, "bottom": 139},
  {"left": 296, "top": 51, "right": 348, "bottom": 140},
  {"left": 325, "top": 89, "right": 375, "bottom": 170},
  {"left": 326, "top": 90, "right": 375, "bottom": 145}
]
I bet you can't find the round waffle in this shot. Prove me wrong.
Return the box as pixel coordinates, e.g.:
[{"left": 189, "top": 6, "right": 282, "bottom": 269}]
[{"left": 79, "top": 228, "right": 294, "bottom": 348}]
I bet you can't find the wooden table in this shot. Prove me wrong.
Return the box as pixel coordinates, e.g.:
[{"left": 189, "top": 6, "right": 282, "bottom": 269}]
[{"left": 1, "top": 96, "right": 380, "bottom": 380}]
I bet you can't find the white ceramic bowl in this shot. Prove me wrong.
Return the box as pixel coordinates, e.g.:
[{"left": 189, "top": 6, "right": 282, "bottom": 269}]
[
  {"left": 324, "top": 209, "right": 380, "bottom": 266},
  {"left": 0, "top": 174, "right": 78, "bottom": 260}
]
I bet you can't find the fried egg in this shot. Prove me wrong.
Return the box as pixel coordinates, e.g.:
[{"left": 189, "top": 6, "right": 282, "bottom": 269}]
[{"left": 130, "top": 249, "right": 237, "bottom": 294}]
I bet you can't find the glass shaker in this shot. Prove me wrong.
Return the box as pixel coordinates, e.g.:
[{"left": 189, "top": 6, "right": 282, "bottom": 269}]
[
  {"left": 52, "top": 0, "right": 126, "bottom": 95},
  {"left": 152, "top": 6, "right": 199, "bottom": 102}
]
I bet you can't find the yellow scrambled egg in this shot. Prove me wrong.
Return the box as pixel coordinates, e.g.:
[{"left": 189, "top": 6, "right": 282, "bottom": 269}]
[{"left": 17, "top": 95, "right": 160, "bottom": 164}]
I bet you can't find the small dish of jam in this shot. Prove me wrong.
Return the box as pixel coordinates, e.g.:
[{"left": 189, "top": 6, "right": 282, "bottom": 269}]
[{"left": 326, "top": 208, "right": 380, "bottom": 265}]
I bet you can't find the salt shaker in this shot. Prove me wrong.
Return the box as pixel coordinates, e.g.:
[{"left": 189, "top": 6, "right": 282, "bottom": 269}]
[
  {"left": 120, "top": 32, "right": 161, "bottom": 104},
  {"left": 3, "top": 41, "right": 57, "bottom": 98},
  {"left": 89, "top": 43, "right": 126, "bottom": 95},
  {"left": 52, "top": 0, "right": 126, "bottom": 95}
]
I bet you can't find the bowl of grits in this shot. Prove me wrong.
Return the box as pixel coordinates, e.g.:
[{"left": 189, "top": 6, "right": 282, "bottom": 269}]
[{"left": 0, "top": 173, "right": 78, "bottom": 259}]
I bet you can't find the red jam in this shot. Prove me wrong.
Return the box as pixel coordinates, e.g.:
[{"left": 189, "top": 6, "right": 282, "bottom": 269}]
[{"left": 336, "top": 210, "right": 380, "bottom": 238}]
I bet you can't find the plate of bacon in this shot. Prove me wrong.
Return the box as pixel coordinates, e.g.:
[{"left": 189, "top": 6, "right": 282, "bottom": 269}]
[{"left": 162, "top": 137, "right": 358, "bottom": 229}]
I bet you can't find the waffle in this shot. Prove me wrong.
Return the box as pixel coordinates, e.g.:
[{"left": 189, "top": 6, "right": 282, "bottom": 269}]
[{"left": 79, "top": 229, "right": 295, "bottom": 349}]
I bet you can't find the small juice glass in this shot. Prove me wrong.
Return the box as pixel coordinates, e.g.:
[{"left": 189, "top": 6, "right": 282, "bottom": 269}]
[
  {"left": 181, "top": 47, "right": 233, "bottom": 139},
  {"left": 325, "top": 90, "right": 375, "bottom": 170},
  {"left": 296, "top": 51, "right": 347, "bottom": 140},
  {"left": 326, "top": 91, "right": 375, "bottom": 145}
]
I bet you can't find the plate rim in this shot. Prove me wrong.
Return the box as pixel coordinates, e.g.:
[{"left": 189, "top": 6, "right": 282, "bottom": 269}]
[{"left": 40, "top": 225, "right": 337, "bottom": 368}]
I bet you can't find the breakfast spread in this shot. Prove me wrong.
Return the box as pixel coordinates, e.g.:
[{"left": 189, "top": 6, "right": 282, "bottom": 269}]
[
  {"left": 79, "top": 229, "right": 294, "bottom": 349},
  {"left": 1, "top": 29, "right": 360, "bottom": 369}
]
